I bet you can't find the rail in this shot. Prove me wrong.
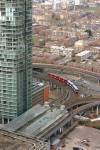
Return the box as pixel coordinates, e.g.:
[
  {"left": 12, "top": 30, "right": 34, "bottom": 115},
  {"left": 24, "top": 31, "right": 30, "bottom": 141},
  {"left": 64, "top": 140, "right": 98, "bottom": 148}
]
[
  {"left": 32, "top": 63, "right": 100, "bottom": 80},
  {"left": 38, "top": 101, "right": 100, "bottom": 139}
]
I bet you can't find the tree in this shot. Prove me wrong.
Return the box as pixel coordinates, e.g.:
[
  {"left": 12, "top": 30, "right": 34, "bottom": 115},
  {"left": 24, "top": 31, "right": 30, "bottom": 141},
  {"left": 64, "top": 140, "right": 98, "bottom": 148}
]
[
  {"left": 85, "top": 29, "right": 93, "bottom": 37},
  {"left": 39, "top": 39, "right": 45, "bottom": 48}
]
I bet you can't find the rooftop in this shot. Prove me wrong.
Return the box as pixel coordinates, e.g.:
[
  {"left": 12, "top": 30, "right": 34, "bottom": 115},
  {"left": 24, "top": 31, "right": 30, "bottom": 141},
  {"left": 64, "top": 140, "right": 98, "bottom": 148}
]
[
  {"left": 20, "top": 107, "right": 66, "bottom": 137},
  {"left": 4, "top": 104, "right": 49, "bottom": 132},
  {"left": 32, "top": 81, "right": 46, "bottom": 94},
  {"left": 3, "top": 105, "right": 68, "bottom": 138},
  {"left": 76, "top": 50, "right": 91, "bottom": 57}
]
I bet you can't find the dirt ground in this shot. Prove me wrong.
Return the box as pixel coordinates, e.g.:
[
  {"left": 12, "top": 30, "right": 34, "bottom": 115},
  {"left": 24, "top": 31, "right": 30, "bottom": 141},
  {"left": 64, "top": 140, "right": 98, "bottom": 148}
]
[{"left": 61, "top": 126, "right": 100, "bottom": 150}]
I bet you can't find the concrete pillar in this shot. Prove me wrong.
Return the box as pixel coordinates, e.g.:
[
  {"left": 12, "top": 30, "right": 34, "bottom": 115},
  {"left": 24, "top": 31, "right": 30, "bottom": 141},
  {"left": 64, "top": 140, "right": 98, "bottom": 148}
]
[
  {"left": 70, "top": 119, "right": 73, "bottom": 125},
  {"left": 61, "top": 88, "right": 63, "bottom": 95},
  {"left": 91, "top": 106, "right": 94, "bottom": 112},
  {"left": 8, "top": 118, "right": 9, "bottom": 124},
  {"left": 52, "top": 84, "right": 54, "bottom": 89},
  {"left": 68, "top": 121, "right": 71, "bottom": 126},
  {"left": 2, "top": 117, "right": 4, "bottom": 124},
  {"left": 96, "top": 106, "right": 99, "bottom": 116},
  {"left": 49, "top": 82, "right": 51, "bottom": 89},
  {"left": 59, "top": 87, "right": 61, "bottom": 92},
  {"left": 61, "top": 127, "right": 63, "bottom": 133},
  {"left": 56, "top": 86, "right": 59, "bottom": 94},
  {"left": 78, "top": 73, "right": 80, "bottom": 78},
  {"left": 59, "top": 128, "right": 62, "bottom": 134},
  {"left": 98, "top": 80, "right": 100, "bottom": 85},
  {"left": 50, "top": 82, "right": 52, "bottom": 89}
]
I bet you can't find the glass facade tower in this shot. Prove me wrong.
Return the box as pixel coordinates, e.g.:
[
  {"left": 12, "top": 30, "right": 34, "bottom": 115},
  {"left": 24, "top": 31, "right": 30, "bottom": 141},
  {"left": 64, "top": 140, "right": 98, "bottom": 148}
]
[{"left": 0, "top": 0, "right": 32, "bottom": 123}]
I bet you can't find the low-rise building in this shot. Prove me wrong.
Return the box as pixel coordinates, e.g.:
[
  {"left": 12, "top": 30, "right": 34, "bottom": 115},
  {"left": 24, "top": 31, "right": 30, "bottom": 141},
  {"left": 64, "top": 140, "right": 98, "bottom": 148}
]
[
  {"left": 32, "top": 82, "right": 49, "bottom": 106},
  {"left": 74, "top": 40, "right": 88, "bottom": 52},
  {"left": 50, "top": 46, "right": 74, "bottom": 62},
  {"left": 3, "top": 104, "right": 69, "bottom": 145},
  {"left": 75, "top": 50, "right": 92, "bottom": 62}
]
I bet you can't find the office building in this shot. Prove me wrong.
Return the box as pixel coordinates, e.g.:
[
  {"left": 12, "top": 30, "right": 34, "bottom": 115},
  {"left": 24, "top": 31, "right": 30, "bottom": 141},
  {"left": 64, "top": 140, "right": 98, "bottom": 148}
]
[
  {"left": 32, "top": 82, "right": 49, "bottom": 106},
  {"left": 0, "top": 0, "right": 32, "bottom": 123}
]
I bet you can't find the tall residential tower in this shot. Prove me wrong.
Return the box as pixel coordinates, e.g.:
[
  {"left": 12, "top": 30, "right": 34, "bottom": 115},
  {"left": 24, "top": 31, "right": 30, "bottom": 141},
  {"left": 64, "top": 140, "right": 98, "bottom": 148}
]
[{"left": 0, "top": 0, "right": 32, "bottom": 123}]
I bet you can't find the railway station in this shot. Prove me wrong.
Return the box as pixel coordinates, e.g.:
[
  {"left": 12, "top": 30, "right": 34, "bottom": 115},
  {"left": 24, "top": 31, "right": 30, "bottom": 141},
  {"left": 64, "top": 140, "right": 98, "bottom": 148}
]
[
  {"left": 3, "top": 104, "right": 74, "bottom": 143},
  {"left": 0, "top": 0, "right": 100, "bottom": 149}
]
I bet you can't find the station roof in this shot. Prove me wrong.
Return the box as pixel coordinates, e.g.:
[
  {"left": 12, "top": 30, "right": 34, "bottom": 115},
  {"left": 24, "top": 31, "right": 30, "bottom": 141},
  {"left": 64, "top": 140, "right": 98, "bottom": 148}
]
[
  {"left": 4, "top": 104, "right": 49, "bottom": 132},
  {"left": 3, "top": 105, "right": 68, "bottom": 138},
  {"left": 20, "top": 107, "right": 66, "bottom": 137}
]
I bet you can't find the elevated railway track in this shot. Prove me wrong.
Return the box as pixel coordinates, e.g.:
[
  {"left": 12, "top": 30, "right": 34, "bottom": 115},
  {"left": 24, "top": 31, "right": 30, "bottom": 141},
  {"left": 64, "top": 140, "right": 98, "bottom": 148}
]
[
  {"left": 65, "top": 96, "right": 100, "bottom": 109},
  {"left": 33, "top": 71, "right": 75, "bottom": 105},
  {"left": 1, "top": 65, "right": 99, "bottom": 149},
  {"left": 33, "top": 67, "right": 100, "bottom": 112},
  {"left": 32, "top": 63, "right": 100, "bottom": 82},
  {"left": 32, "top": 64, "right": 100, "bottom": 140},
  {"left": 37, "top": 101, "right": 100, "bottom": 139}
]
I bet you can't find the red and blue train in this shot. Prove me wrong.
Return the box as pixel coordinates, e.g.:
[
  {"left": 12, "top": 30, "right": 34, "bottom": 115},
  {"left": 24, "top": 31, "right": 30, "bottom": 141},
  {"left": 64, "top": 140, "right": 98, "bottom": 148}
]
[{"left": 48, "top": 73, "right": 79, "bottom": 94}]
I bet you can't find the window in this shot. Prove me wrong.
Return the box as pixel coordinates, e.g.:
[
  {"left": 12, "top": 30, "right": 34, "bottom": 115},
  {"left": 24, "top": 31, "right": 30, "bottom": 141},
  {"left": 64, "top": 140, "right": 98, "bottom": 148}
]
[{"left": 3, "top": 101, "right": 6, "bottom": 104}]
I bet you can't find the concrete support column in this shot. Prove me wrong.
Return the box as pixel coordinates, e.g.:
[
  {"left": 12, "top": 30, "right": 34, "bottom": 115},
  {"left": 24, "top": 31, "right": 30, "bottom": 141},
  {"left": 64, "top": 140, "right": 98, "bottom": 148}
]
[
  {"left": 70, "top": 119, "right": 74, "bottom": 125},
  {"left": 49, "top": 82, "right": 52, "bottom": 89},
  {"left": 50, "top": 82, "right": 53, "bottom": 89},
  {"left": 98, "top": 80, "right": 100, "bottom": 85},
  {"left": 8, "top": 118, "right": 9, "bottom": 124},
  {"left": 67, "top": 120, "right": 71, "bottom": 127},
  {"left": 59, "top": 87, "right": 61, "bottom": 92},
  {"left": 2, "top": 117, "right": 4, "bottom": 124},
  {"left": 96, "top": 106, "right": 99, "bottom": 116},
  {"left": 91, "top": 107, "right": 94, "bottom": 113},
  {"left": 78, "top": 73, "right": 80, "bottom": 78},
  {"left": 61, "top": 88, "right": 63, "bottom": 95},
  {"left": 56, "top": 86, "right": 59, "bottom": 94},
  {"left": 52, "top": 83, "right": 54, "bottom": 89},
  {"left": 61, "top": 127, "right": 63, "bottom": 133},
  {"left": 59, "top": 128, "right": 63, "bottom": 134}
]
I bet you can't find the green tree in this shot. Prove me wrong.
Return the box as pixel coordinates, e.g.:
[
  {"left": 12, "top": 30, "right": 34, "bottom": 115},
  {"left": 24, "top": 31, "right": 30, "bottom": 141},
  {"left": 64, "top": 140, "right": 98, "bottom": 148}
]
[
  {"left": 39, "top": 39, "right": 45, "bottom": 48},
  {"left": 85, "top": 29, "right": 93, "bottom": 37}
]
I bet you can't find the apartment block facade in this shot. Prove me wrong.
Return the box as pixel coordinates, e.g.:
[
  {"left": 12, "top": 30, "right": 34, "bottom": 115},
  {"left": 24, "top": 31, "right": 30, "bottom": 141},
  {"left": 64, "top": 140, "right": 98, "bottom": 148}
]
[{"left": 0, "top": 0, "right": 32, "bottom": 123}]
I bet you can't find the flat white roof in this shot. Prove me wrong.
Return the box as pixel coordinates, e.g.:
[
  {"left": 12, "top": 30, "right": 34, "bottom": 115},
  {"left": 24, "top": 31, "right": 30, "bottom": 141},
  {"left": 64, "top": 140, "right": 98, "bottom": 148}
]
[{"left": 76, "top": 50, "right": 91, "bottom": 57}]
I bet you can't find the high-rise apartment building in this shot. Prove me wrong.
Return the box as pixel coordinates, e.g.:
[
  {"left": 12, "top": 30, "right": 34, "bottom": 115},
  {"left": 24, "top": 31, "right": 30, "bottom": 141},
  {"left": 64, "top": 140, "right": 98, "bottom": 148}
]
[{"left": 0, "top": 0, "right": 32, "bottom": 123}]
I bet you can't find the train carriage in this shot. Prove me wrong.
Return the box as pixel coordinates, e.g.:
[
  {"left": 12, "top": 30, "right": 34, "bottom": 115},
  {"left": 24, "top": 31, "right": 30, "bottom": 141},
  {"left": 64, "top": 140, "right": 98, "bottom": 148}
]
[{"left": 48, "top": 73, "right": 79, "bottom": 94}]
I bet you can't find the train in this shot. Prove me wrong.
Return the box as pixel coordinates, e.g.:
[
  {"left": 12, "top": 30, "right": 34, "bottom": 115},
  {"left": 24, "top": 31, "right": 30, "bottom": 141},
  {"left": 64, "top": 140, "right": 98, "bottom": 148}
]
[{"left": 48, "top": 73, "right": 79, "bottom": 94}]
